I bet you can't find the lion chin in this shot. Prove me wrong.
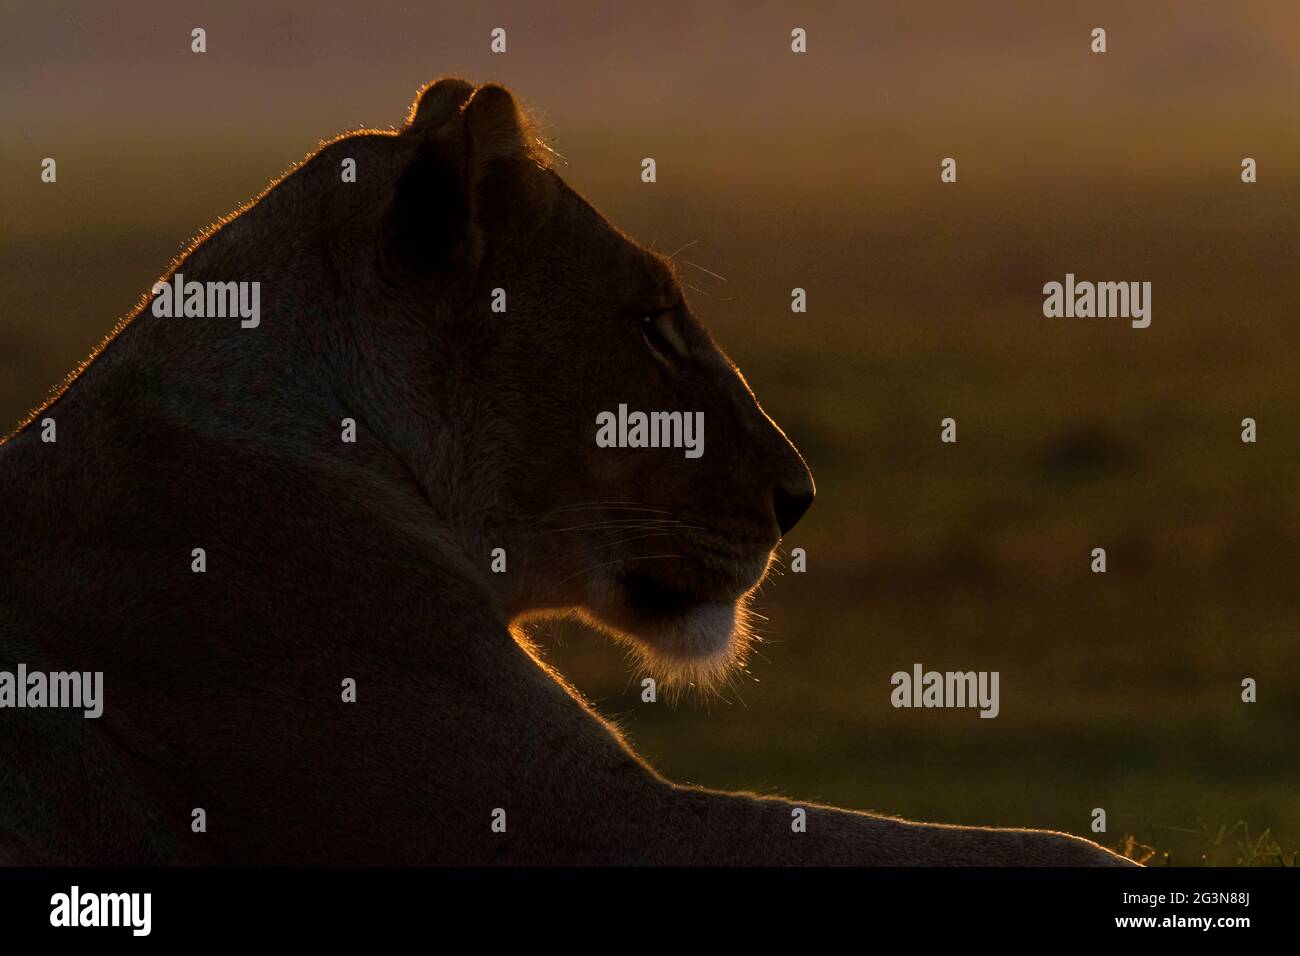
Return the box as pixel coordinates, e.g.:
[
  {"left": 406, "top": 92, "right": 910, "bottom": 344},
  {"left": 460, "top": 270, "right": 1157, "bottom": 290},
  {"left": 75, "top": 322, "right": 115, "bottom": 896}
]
[
  {"left": 632, "top": 600, "right": 740, "bottom": 668},
  {"left": 567, "top": 548, "right": 775, "bottom": 690},
  {"left": 581, "top": 574, "right": 758, "bottom": 690}
]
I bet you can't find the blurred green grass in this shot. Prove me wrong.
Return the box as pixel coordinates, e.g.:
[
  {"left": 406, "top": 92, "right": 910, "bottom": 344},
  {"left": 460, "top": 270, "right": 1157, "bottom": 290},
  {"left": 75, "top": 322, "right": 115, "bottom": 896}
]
[{"left": 2, "top": 119, "right": 1296, "bottom": 862}]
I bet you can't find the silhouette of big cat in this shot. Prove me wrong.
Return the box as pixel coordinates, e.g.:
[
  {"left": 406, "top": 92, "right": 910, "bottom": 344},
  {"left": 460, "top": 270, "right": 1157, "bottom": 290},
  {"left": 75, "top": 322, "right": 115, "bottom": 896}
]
[{"left": 0, "top": 79, "right": 1132, "bottom": 865}]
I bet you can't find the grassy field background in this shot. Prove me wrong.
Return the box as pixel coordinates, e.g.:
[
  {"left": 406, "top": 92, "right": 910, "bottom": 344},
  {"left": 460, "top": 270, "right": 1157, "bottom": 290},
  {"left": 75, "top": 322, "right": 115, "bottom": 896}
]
[
  {"left": 3, "top": 1, "right": 1298, "bottom": 864},
  {"left": 557, "top": 122, "right": 1300, "bottom": 866}
]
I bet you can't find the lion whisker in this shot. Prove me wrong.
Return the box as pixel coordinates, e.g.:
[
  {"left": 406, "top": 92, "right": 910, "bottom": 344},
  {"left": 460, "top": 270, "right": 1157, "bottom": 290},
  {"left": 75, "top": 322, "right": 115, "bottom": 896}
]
[
  {"left": 677, "top": 257, "right": 728, "bottom": 284},
  {"left": 556, "top": 553, "right": 681, "bottom": 587}
]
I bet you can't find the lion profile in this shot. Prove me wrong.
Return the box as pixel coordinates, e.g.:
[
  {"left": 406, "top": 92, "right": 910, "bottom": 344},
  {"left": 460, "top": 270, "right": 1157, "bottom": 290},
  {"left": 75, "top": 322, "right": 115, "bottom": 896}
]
[{"left": 0, "top": 78, "right": 1131, "bottom": 866}]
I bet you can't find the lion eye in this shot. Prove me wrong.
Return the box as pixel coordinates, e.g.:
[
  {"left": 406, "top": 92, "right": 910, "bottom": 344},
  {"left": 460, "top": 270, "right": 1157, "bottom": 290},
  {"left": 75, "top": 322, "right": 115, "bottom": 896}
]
[{"left": 639, "top": 309, "right": 686, "bottom": 362}]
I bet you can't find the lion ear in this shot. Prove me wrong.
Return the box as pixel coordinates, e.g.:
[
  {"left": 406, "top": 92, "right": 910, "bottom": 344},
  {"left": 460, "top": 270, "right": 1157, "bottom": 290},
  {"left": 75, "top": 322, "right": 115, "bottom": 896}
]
[
  {"left": 379, "top": 125, "right": 477, "bottom": 281},
  {"left": 460, "top": 84, "right": 531, "bottom": 164},
  {"left": 382, "top": 82, "right": 546, "bottom": 281},
  {"left": 406, "top": 77, "right": 475, "bottom": 134}
]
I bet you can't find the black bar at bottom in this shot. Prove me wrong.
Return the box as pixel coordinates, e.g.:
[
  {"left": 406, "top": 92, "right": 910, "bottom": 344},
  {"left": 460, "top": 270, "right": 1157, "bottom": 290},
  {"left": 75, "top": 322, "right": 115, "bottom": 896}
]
[{"left": 0, "top": 865, "right": 1285, "bottom": 942}]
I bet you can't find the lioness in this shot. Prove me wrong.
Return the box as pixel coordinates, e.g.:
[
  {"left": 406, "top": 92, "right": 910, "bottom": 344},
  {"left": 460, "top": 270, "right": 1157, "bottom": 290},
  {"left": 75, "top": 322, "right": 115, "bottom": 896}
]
[{"left": 0, "top": 79, "right": 1131, "bottom": 865}]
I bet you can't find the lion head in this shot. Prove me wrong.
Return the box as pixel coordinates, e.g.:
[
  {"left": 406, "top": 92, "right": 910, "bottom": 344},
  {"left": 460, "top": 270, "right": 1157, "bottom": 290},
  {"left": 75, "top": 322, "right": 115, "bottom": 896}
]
[{"left": 203, "top": 78, "right": 814, "bottom": 686}]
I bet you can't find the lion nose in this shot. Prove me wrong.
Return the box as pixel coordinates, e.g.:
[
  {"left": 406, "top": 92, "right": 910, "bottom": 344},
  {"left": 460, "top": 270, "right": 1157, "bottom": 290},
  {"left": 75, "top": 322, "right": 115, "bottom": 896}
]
[{"left": 772, "top": 480, "right": 815, "bottom": 537}]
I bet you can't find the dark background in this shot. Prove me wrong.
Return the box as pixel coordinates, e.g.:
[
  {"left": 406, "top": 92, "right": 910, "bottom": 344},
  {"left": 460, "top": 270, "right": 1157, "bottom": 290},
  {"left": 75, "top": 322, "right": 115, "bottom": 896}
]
[{"left": 2, "top": 1, "right": 1297, "bottom": 864}]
